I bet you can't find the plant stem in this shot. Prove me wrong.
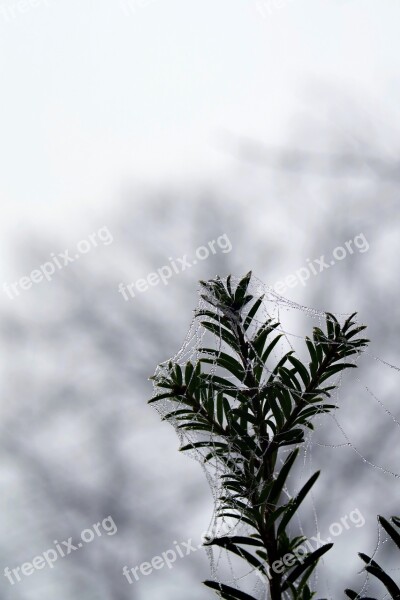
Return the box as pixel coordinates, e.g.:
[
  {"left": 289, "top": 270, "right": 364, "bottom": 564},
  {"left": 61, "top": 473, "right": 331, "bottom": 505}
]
[{"left": 227, "top": 311, "right": 283, "bottom": 599}]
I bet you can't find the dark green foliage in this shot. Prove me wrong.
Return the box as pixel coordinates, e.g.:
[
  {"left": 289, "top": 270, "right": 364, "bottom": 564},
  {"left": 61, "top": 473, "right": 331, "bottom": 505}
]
[
  {"left": 345, "top": 516, "right": 400, "bottom": 600},
  {"left": 150, "top": 273, "right": 369, "bottom": 600}
]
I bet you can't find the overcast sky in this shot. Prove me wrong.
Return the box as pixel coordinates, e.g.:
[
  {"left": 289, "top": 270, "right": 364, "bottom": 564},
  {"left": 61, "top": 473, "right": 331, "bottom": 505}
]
[{"left": 1, "top": 0, "right": 400, "bottom": 239}]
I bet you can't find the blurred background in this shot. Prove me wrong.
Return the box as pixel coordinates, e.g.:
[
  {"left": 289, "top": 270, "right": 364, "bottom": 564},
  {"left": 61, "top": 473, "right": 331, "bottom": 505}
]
[{"left": 1, "top": 1, "right": 400, "bottom": 598}]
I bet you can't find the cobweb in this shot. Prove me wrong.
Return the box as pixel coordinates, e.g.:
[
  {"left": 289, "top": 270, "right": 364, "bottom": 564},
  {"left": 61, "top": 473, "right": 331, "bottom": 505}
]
[{"left": 150, "top": 274, "right": 400, "bottom": 599}]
